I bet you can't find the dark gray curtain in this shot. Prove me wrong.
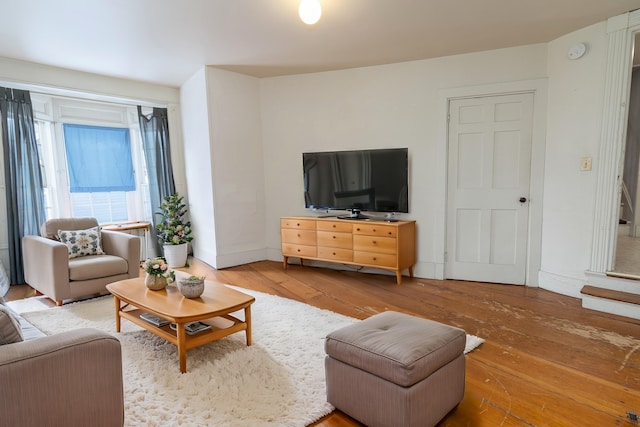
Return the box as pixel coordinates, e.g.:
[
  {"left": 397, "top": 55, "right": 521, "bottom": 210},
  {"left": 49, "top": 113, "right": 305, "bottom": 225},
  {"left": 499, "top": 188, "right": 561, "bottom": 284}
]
[
  {"left": 0, "top": 88, "right": 47, "bottom": 284},
  {"left": 138, "top": 106, "right": 175, "bottom": 255}
]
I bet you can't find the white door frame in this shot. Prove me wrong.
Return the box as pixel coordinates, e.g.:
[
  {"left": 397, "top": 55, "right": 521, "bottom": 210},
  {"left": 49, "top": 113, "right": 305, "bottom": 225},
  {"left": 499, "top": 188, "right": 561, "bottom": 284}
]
[{"left": 435, "top": 79, "right": 548, "bottom": 286}]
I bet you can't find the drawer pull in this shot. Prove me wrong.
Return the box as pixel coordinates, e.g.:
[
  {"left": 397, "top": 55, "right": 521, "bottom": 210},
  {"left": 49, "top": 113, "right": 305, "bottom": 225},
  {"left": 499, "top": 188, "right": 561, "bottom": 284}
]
[
  {"left": 372, "top": 240, "right": 377, "bottom": 245},
  {"left": 373, "top": 228, "right": 376, "bottom": 232},
  {"left": 373, "top": 257, "right": 377, "bottom": 261},
  {"left": 332, "top": 224, "right": 336, "bottom": 228},
  {"left": 297, "top": 223, "right": 300, "bottom": 226},
  {"left": 332, "top": 236, "right": 336, "bottom": 239},
  {"left": 297, "top": 249, "right": 301, "bottom": 252},
  {"left": 356, "top": 228, "right": 361, "bottom": 231},
  {"left": 333, "top": 252, "right": 336, "bottom": 255},
  {"left": 297, "top": 233, "right": 301, "bottom": 237}
]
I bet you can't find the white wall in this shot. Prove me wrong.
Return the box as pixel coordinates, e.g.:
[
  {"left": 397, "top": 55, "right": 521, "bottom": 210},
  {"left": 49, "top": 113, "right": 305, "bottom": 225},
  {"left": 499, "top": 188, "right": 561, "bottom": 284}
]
[
  {"left": 182, "top": 67, "right": 267, "bottom": 269},
  {"left": 180, "top": 68, "right": 216, "bottom": 265},
  {"left": 539, "top": 22, "right": 609, "bottom": 297},
  {"left": 259, "top": 44, "right": 548, "bottom": 279}
]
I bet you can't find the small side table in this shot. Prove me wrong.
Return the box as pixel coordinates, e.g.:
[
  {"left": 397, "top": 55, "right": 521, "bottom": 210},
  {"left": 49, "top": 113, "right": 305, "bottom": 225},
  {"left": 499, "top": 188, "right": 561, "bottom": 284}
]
[{"left": 102, "top": 221, "right": 150, "bottom": 261}]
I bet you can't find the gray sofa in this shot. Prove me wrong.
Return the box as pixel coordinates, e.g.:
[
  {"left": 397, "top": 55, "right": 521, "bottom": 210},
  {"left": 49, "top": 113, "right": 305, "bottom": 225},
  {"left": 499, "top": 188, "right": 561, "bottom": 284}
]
[
  {"left": 0, "top": 299, "right": 124, "bottom": 427},
  {"left": 22, "top": 217, "right": 140, "bottom": 306}
]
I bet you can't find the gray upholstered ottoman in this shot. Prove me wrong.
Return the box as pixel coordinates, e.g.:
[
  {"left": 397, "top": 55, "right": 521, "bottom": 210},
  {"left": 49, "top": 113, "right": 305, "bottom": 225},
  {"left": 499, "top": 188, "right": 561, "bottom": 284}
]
[{"left": 325, "top": 311, "right": 466, "bottom": 427}]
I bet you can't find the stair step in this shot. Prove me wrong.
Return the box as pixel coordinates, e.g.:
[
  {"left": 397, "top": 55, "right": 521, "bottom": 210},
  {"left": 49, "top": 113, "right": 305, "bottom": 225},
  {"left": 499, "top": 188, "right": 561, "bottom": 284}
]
[{"left": 581, "top": 285, "right": 640, "bottom": 306}]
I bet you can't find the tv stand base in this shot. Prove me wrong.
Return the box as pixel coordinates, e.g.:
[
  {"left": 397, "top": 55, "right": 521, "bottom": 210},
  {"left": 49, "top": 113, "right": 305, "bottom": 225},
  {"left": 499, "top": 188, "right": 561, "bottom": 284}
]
[{"left": 336, "top": 214, "right": 370, "bottom": 220}]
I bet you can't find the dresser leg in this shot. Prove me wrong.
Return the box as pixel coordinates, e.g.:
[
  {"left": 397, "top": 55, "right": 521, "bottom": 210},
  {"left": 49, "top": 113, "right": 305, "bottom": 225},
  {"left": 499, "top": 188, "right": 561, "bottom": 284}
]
[
  {"left": 283, "top": 256, "right": 288, "bottom": 269},
  {"left": 409, "top": 266, "right": 414, "bottom": 278},
  {"left": 395, "top": 271, "right": 402, "bottom": 285}
]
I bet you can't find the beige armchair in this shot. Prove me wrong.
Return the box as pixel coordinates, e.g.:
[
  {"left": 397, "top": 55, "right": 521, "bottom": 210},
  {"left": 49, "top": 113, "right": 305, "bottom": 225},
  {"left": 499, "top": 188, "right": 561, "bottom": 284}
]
[{"left": 22, "top": 217, "right": 140, "bottom": 306}]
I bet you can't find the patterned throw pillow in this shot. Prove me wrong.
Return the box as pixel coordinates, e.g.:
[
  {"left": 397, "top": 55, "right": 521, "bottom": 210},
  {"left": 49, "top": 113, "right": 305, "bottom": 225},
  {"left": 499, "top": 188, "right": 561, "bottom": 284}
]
[
  {"left": 0, "top": 304, "right": 23, "bottom": 345},
  {"left": 58, "top": 226, "right": 105, "bottom": 259}
]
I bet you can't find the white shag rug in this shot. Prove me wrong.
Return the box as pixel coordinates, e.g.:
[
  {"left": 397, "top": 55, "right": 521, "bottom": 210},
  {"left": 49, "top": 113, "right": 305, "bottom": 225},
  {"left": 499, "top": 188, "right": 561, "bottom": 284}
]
[{"left": 15, "top": 288, "right": 483, "bottom": 427}]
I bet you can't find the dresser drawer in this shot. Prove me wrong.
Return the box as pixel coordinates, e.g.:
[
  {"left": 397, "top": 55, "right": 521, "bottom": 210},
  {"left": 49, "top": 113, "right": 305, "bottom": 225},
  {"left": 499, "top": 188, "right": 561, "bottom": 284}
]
[
  {"left": 281, "top": 229, "right": 317, "bottom": 246},
  {"left": 353, "top": 251, "right": 397, "bottom": 268},
  {"left": 317, "top": 231, "right": 353, "bottom": 249},
  {"left": 282, "top": 243, "right": 317, "bottom": 258},
  {"left": 353, "top": 223, "right": 397, "bottom": 237},
  {"left": 353, "top": 235, "right": 396, "bottom": 254},
  {"left": 316, "top": 220, "right": 352, "bottom": 233},
  {"left": 318, "top": 247, "right": 353, "bottom": 262},
  {"left": 281, "top": 218, "right": 316, "bottom": 230}
]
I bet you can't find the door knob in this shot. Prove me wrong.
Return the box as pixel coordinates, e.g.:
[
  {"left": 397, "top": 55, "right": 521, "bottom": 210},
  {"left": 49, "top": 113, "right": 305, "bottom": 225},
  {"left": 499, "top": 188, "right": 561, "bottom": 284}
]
[{"left": 519, "top": 197, "right": 527, "bottom": 203}]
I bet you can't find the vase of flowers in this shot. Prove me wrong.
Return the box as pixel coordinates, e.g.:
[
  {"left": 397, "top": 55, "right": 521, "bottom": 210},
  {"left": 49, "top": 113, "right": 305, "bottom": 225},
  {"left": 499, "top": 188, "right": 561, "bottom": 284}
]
[
  {"left": 155, "top": 193, "right": 193, "bottom": 267},
  {"left": 142, "top": 257, "right": 175, "bottom": 290}
]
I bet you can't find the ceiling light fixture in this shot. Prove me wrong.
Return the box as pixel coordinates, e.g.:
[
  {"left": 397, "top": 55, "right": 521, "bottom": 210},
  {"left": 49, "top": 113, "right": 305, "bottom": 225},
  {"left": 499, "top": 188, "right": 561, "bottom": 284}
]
[{"left": 299, "top": 0, "right": 322, "bottom": 25}]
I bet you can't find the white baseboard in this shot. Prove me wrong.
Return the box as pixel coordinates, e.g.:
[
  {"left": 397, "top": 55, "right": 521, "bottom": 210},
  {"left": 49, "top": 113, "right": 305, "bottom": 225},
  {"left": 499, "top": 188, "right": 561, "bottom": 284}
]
[
  {"left": 537, "top": 270, "right": 584, "bottom": 299},
  {"left": 196, "top": 248, "right": 268, "bottom": 270},
  {"left": 267, "top": 249, "right": 440, "bottom": 281},
  {"left": 216, "top": 248, "right": 268, "bottom": 269}
]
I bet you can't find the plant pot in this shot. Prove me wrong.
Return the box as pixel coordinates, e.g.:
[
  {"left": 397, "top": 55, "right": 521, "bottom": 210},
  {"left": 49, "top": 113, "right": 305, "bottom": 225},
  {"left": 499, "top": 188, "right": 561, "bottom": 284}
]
[
  {"left": 163, "top": 243, "right": 188, "bottom": 267},
  {"left": 145, "top": 273, "right": 168, "bottom": 290},
  {"left": 178, "top": 278, "right": 205, "bottom": 298}
]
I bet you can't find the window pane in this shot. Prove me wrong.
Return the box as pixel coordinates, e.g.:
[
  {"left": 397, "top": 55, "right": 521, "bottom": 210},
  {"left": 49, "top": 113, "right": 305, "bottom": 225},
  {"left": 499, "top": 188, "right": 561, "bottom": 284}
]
[
  {"left": 70, "top": 192, "right": 128, "bottom": 223},
  {"left": 71, "top": 193, "right": 93, "bottom": 218}
]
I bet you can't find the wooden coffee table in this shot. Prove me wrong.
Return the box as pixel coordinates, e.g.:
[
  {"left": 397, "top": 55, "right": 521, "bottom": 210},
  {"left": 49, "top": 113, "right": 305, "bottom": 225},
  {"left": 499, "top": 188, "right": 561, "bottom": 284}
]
[{"left": 106, "top": 276, "right": 255, "bottom": 373}]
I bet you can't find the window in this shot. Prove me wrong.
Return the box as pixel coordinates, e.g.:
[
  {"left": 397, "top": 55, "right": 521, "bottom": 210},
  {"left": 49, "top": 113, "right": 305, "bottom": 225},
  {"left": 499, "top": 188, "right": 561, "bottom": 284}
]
[
  {"left": 32, "top": 95, "right": 152, "bottom": 225},
  {"left": 61, "top": 124, "right": 135, "bottom": 222}
]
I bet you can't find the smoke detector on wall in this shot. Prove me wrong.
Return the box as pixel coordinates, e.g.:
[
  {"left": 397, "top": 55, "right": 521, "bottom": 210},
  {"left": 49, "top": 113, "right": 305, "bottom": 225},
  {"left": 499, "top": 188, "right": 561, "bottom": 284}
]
[{"left": 568, "top": 43, "right": 587, "bottom": 60}]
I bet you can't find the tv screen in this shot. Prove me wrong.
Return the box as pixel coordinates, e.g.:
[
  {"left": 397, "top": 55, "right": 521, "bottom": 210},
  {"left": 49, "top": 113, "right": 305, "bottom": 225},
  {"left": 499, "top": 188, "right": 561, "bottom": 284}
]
[{"left": 303, "top": 148, "right": 408, "bottom": 215}]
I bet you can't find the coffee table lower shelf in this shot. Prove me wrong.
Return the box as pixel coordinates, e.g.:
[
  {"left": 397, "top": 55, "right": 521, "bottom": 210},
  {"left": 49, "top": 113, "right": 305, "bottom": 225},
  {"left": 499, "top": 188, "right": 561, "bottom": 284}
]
[{"left": 120, "top": 308, "right": 249, "bottom": 350}]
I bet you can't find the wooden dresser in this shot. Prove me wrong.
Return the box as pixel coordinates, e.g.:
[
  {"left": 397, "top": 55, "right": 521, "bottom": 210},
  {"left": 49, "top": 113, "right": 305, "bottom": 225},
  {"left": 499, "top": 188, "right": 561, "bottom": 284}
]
[{"left": 280, "top": 216, "right": 416, "bottom": 284}]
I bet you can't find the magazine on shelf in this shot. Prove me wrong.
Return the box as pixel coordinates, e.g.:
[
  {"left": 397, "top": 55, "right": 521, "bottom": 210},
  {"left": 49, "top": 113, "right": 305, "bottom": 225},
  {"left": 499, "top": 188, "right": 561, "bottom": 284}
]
[
  {"left": 140, "top": 312, "right": 170, "bottom": 327},
  {"left": 169, "top": 321, "right": 212, "bottom": 335}
]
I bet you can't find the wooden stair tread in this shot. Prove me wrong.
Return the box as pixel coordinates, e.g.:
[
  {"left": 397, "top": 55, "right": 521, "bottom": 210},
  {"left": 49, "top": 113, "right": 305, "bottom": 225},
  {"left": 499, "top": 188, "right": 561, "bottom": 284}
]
[
  {"left": 581, "top": 285, "right": 640, "bottom": 305},
  {"left": 605, "top": 271, "right": 640, "bottom": 281}
]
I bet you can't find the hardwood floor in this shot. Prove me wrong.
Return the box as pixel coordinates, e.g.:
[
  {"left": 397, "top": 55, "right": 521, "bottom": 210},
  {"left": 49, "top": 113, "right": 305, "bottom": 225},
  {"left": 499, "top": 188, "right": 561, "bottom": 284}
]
[{"left": 7, "top": 258, "right": 640, "bottom": 426}]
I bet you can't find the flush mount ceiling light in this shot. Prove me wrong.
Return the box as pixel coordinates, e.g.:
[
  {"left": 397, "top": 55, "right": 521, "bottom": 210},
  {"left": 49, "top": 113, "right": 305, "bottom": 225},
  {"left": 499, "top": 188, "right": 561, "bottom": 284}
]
[
  {"left": 567, "top": 42, "right": 587, "bottom": 60},
  {"left": 299, "top": 0, "right": 322, "bottom": 25}
]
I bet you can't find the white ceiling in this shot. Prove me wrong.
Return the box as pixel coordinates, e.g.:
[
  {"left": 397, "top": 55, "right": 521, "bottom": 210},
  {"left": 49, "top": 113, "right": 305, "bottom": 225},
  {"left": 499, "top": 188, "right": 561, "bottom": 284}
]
[{"left": 1, "top": 0, "right": 639, "bottom": 87}]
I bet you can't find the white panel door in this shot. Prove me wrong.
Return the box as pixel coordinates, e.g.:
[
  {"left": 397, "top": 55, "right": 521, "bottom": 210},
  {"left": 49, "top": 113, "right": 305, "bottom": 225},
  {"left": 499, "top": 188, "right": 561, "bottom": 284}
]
[{"left": 446, "top": 93, "right": 534, "bottom": 285}]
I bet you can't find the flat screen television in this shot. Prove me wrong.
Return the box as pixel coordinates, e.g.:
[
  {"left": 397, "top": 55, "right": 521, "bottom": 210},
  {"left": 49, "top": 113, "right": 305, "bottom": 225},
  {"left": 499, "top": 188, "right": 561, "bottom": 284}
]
[{"left": 303, "top": 148, "right": 408, "bottom": 219}]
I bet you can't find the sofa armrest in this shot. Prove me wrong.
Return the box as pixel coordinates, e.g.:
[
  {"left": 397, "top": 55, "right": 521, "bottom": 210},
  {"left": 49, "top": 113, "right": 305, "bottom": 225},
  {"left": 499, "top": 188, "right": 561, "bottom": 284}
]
[
  {"left": 22, "top": 235, "right": 70, "bottom": 301},
  {"left": 101, "top": 230, "right": 141, "bottom": 278},
  {"left": 0, "top": 328, "right": 124, "bottom": 427}
]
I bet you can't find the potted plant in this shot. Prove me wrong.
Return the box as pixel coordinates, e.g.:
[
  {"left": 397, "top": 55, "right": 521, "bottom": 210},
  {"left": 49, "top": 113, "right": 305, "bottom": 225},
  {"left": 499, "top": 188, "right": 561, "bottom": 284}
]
[
  {"left": 155, "top": 193, "right": 193, "bottom": 267},
  {"left": 141, "top": 257, "right": 175, "bottom": 290},
  {"left": 178, "top": 275, "right": 206, "bottom": 298}
]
